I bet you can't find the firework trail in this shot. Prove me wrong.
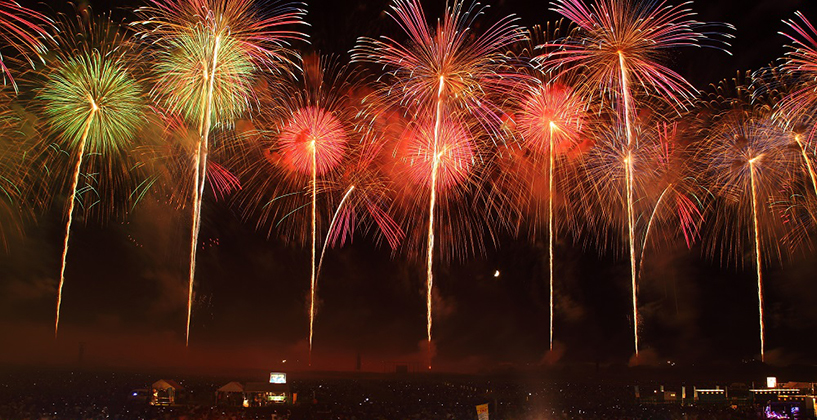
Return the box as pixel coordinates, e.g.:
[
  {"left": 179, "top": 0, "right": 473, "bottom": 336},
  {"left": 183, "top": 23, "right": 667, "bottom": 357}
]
[
  {"left": 228, "top": 54, "right": 397, "bottom": 362},
  {"left": 639, "top": 186, "right": 670, "bottom": 276},
  {"left": 187, "top": 31, "right": 220, "bottom": 349},
  {"left": 353, "top": 0, "right": 526, "bottom": 368},
  {"left": 695, "top": 84, "right": 795, "bottom": 361},
  {"left": 547, "top": 125, "right": 555, "bottom": 349},
  {"left": 748, "top": 154, "right": 764, "bottom": 361},
  {"left": 705, "top": 119, "right": 784, "bottom": 362},
  {"left": 789, "top": 132, "right": 817, "bottom": 210},
  {"left": 542, "top": 0, "right": 732, "bottom": 357},
  {"left": 425, "top": 76, "right": 444, "bottom": 366},
  {"left": 37, "top": 12, "right": 146, "bottom": 338},
  {"left": 275, "top": 64, "right": 350, "bottom": 364},
  {"left": 55, "top": 98, "right": 95, "bottom": 340},
  {"left": 703, "top": 70, "right": 817, "bottom": 360},
  {"left": 512, "top": 80, "right": 585, "bottom": 350},
  {"left": 309, "top": 139, "right": 317, "bottom": 363},
  {"left": 134, "top": 0, "right": 306, "bottom": 345},
  {"left": 316, "top": 185, "right": 355, "bottom": 281},
  {"left": 637, "top": 122, "right": 703, "bottom": 285}
]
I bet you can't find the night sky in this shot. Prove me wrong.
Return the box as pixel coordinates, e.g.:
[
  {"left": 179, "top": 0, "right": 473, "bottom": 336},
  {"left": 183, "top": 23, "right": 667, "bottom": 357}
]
[{"left": 1, "top": 0, "right": 817, "bottom": 374}]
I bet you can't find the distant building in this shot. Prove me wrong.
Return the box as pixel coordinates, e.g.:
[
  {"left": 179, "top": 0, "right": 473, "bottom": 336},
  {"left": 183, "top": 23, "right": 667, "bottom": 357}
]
[
  {"left": 216, "top": 381, "right": 245, "bottom": 406},
  {"left": 695, "top": 387, "right": 727, "bottom": 403},
  {"left": 217, "top": 374, "right": 294, "bottom": 407},
  {"left": 383, "top": 361, "right": 421, "bottom": 374},
  {"left": 635, "top": 385, "right": 679, "bottom": 404},
  {"left": 244, "top": 382, "right": 291, "bottom": 406},
  {"left": 151, "top": 379, "right": 184, "bottom": 406},
  {"left": 634, "top": 378, "right": 817, "bottom": 418}
]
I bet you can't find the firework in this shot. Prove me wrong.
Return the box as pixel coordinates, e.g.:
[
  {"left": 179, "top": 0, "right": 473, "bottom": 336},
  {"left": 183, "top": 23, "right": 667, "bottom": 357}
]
[
  {"left": 37, "top": 12, "right": 147, "bottom": 338},
  {"left": 323, "top": 138, "right": 405, "bottom": 252},
  {"left": 353, "top": 0, "right": 526, "bottom": 368},
  {"left": 0, "top": 1, "right": 53, "bottom": 91},
  {"left": 308, "top": 143, "right": 407, "bottom": 333},
  {"left": 775, "top": 15, "right": 817, "bottom": 207},
  {"left": 541, "top": 0, "right": 732, "bottom": 357},
  {"left": 635, "top": 122, "right": 703, "bottom": 277},
  {"left": 0, "top": 1, "right": 55, "bottom": 246},
  {"left": 134, "top": 0, "right": 306, "bottom": 346},
  {"left": 129, "top": 108, "right": 242, "bottom": 216}
]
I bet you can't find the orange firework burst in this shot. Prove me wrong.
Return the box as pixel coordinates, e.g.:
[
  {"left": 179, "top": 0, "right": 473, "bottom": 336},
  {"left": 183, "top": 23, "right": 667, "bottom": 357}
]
[
  {"left": 485, "top": 24, "right": 591, "bottom": 240},
  {"left": 516, "top": 83, "right": 585, "bottom": 154}
]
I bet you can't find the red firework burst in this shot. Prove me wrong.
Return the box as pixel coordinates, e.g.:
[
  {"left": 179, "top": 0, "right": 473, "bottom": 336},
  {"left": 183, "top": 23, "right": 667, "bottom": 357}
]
[{"left": 277, "top": 106, "right": 348, "bottom": 176}]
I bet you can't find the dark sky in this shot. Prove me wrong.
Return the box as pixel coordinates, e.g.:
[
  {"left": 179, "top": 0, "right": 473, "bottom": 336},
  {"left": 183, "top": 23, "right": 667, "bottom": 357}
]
[{"left": 1, "top": 0, "right": 816, "bottom": 374}]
